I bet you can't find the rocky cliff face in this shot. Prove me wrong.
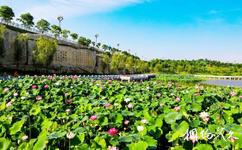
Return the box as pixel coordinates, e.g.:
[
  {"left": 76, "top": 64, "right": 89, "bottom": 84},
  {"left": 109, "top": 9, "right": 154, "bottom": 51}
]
[{"left": 0, "top": 25, "right": 107, "bottom": 74}]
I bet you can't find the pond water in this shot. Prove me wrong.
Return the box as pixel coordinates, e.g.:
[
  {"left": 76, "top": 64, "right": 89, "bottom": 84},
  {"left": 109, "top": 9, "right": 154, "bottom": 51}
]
[{"left": 203, "top": 80, "right": 242, "bottom": 87}]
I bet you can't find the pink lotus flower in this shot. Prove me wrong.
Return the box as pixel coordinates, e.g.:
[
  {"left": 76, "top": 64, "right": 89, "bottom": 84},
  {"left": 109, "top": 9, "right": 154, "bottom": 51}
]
[
  {"left": 64, "top": 93, "right": 69, "bottom": 97},
  {"left": 66, "top": 131, "right": 75, "bottom": 139},
  {"left": 66, "top": 109, "right": 71, "bottom": 113},
  {"left": 108, "top": 146, "right": 119, "bottom": 150},
  {"left": 104, "top": 103, "right": 112, "bottom": 108},
  {"left": 43, "top": 85, "right": 49, "bottom": 89},
  {"left": 6, "top": 101, "right": 12, "bottom": 107},
  {"left": 124, "top": 98, "right": 131, "bottom": 103},
  {"left": 137, "top": 126, "right": 144, "bottom": 132},
  {"left": 108, "top": 80, "right": 112, "bottom": 84},
  {"left": 141, "top": 119, "right": 148, "bottom": 124},
  {"left": 239, "top": 96, "right": 242, "bottom": 99},
  {"left": 189, "top": 134, "right": 198, "bottom": 143},
  {"left": 156, "top": 93, "right": 161, "bottom": 97},
  {"left": 174, "top": 106, "right": 180, "bottom": 111},
  {"left": 65, "top": 99, "right": 72, "bottom": 104},
  {"left": 3, "top": 88, "right": 9, "bottom": 93},
  {"left": 175, "top": 97, "right": 180, "bottom": 102},
  {"left": 124, "top": 120, "right": 130, "bottom": 125},
  {"left": 127, "top": 103, "right": 133, "bottom": 109},
  {"left": 36, "top": 96, "right": 42, "bottom": 101},
  {"left": 108, "top": 128, "right": 118, "bottom": 136},
  {"left": 160, "top": 103, "right": 164, "bottom": 107},
  {"left": 230, "top": 91, "right": 236, "bottom": 97},
  {"left": 13, "top": 92, "right": 18, "bottom": 97},
  {"left": 72, "top": 75, "right": 78, "bottom": 79},
  {"left": 199, "top": 111, "right": 210, "bottom": 123},
  {"left": 31, "top": 85, "right": 37, "bottom": 89},
  {"left": 22, "top": 135, "right": 28, "bottom": 141},
  {"left": 90, "top": 115, "right": 97, "bottom": 121},
  {"left": 230, "top": 136, "right": 237, "bottom": 143}
]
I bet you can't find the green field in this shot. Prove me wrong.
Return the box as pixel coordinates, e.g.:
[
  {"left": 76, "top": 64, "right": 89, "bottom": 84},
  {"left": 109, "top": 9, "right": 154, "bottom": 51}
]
[{"left": 0, "top": 75, "right": 242, "bottom": 150}]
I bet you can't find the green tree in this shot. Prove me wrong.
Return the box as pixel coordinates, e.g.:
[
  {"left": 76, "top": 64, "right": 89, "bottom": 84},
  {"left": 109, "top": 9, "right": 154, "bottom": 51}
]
[
  {"left": 17, "top": 12, "right": 34, "bottom": 28},
  {"left": 51, "top": 25, "right": 62, "bottom": 38},
  {"left": 91, "top": 41, "right": 95, "bottom": 47},
  {"left": 61, "top": 29, "right": 70, "bottom": 39},
  {"left": 36, "top": 19, "right": 50, "bottom": 33},
  {"left": 0, "top": 24, "right": 6, "bottom": 57},
  {"left": 78, "top": 36, "right": 91, "bottom": 46},
  {"left": 0, "top": 6, "right": 14, "bottom": 22},
  {"left": 70, "top": 33, "right": 78, "bottom": 41},
  {"left": 102, "top": 44, "right": 108, "bottom": 51},
  {"left": 16, "top": 33, "right": 30, "bottom": 64},
  {"left": 33, "top": 36, "right": 57, "bottom": 66},
  {"left": 96, "top": 43, "right": 101, "bottom": 48}
]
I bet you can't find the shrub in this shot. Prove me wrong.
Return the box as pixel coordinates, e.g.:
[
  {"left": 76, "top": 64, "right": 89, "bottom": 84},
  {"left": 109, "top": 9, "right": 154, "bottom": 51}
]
[
  {"left": 0, "top": 24, "right": 6, "bottom": 57},
  {"left": 33, "top": 36, "right": 57, "bottom": 66}
]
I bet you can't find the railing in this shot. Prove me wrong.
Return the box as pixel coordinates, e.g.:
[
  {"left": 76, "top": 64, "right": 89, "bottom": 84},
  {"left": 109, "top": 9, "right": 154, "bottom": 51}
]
[
  {"left": 194, "top": 75, "right": 242, "bottom": 80},
  {"left": 0, "top": 19, "right": 105, "bottom": 52},
  {"left": 0, "top": 19, "right": 78, "bottom": 44},
  {"left": 0, "top": 74, "right": 156, "bottom": 81}
]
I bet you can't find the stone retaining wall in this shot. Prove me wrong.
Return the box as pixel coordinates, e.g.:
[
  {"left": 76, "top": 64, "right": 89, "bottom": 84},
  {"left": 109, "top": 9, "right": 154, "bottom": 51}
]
[{"left": 0, "top": 26, "right": 107, "bottom": 74}]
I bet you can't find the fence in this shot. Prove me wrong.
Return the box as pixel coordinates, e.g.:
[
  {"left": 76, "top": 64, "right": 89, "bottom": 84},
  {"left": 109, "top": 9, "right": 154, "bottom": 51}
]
[{"left": 0, "top": 19, "right": 77, "bottom": 44}]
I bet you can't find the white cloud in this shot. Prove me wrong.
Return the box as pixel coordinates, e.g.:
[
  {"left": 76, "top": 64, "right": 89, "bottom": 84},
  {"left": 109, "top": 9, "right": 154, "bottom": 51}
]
[{"left": 0, "top": 0, "right": 144, "bottom": 21}]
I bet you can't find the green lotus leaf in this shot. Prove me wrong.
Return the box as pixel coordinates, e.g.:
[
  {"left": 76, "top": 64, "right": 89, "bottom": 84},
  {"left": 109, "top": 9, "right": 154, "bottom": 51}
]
[
  {"left": 30, "top": 105, "right": 41, "bottom": 116},
  {"left": 10, "top": 118, "right": 25, "bottom": 135},
  {"left": 48, "top": 131, "right": 67, "bottom": 139},
  {"left": 0, "top": 101, "right": 6, "bottom": 111},
  {"left": 33, "top": 130, "right": 48, "bottom": 150},
  {"left": 129, "top": 141, "right": 148, "bottom": 150},
  {"left": 119, "top": 136, "right": 134, "bottom": 143},
  {"left": 115, "top": 113, "right": 123, "bottom": 124},
  {"left": 94, "top": 136, "right": 106, "bottom": 149},
  {"left": 191, "top": 103, "right": 202, "bottom": 112},
  {"left": 143, "top": 136, "right": 157, "bottom": 147},
  {"left": 164, "top": 112, "right": 182, "bottom": 124},
  {"left": 0, "top": 138, "right": 11, "bottom": 150},
  {"left": 170, "top": 121, "right": 189, "bottom": 141},
  {"left": 18, "top": 139, "right": 36, "bottom": 150},
  {"left": 193, "top": 144, "right": 213, "bottom": 150}
]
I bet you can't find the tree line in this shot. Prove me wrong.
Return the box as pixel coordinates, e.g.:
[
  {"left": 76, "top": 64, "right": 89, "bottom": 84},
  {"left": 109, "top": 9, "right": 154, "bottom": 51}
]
[
  {"left": 149, "top": 59, "right": 242, "bottom": 76},
  {"left": 0, "top": 5, "right": 115, "bottom": 50}
]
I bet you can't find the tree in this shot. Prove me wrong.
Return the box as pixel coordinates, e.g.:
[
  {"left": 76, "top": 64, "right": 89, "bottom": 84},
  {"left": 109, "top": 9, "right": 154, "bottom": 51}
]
[
  {"left": 0, "top": 24, "right": 6, "bottom": 57},
  {"left": 36, "top": 19, "right": 50, "bottom": 33},
  {"left": 33, "top": 36, "right": 57, "bottom": 65},
  {"left": 102, "top": 44, "right": 108, "bottom": 51},
  {"left": 91, "top": 41, "right": 95, "bottom": 47},
  {"left": 15, "top": 33, "right": 30, "bottom": 64},
  {"left": 51, "top": 25, "right": 61, "bottom": 38},
  {"left": 78, "top": 36, "right": 86, "bottom": 46},
  {"left": 86, "top": 39, "right": 91, "bottom": 46},
  {"left": 96, "top": 43, "right": 101, "bottom": 48},
  {"left": 78, "top": 36, "right": 91, "bottom": 46},
  {"left": 70, "top": 33, "right": 78, "bottom": 41},
  {"left": 17, "top": 13, "right": 34, "bottom": 28},
  {"left": 0, "top": 6, "right": 15, "bottom": 22},
  {"left": 61, "top": 29, "right": 70, "bottom": 39}
]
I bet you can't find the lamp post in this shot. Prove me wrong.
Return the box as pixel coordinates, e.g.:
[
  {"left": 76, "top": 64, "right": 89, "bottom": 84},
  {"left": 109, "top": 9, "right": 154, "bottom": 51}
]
[
  {"left": 57, "top": 16, "right": 64, "bottom": 28},
  {"left": 95, "top": 34, "right": 99, "bottom": 46}
]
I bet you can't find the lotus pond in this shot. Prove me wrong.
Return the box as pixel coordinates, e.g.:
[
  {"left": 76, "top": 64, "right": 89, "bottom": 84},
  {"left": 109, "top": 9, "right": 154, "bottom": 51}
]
[{"left": 0, "top": 75, "right": 242, "bottom": 150}]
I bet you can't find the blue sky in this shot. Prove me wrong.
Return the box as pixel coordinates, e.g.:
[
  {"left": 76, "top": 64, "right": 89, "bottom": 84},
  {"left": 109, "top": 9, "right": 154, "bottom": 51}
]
[{"left": 1, "top": 0, "right": 242, "bottom": 62}]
